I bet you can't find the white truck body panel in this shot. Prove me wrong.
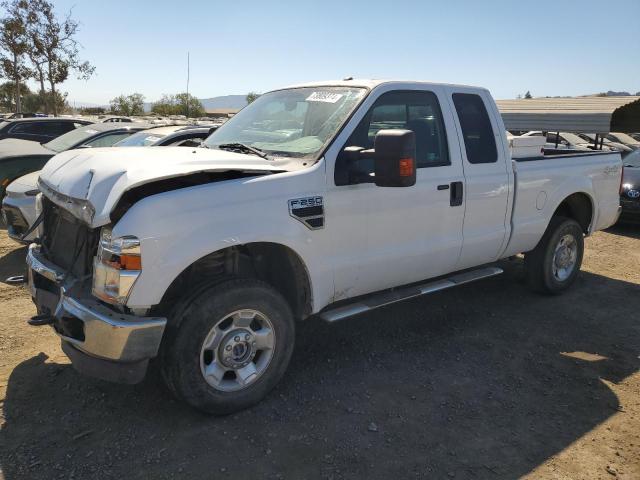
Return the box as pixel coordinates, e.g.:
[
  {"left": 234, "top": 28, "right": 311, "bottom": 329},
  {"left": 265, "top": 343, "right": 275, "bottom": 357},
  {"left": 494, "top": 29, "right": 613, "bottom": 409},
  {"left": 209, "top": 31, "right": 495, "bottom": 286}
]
[
  {"left": 502, "top": 154, "right": 621, "bottom": 257},
  {"left": 35, "top": 80, "right": 622, "bottom": 315}
]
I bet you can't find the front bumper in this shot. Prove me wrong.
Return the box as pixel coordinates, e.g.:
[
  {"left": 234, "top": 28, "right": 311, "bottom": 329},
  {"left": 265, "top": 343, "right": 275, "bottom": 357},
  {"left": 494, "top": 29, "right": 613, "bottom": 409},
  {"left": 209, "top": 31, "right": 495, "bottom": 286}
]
[{"left": 26, "top": 244, "right": 167, "bottom": 383}]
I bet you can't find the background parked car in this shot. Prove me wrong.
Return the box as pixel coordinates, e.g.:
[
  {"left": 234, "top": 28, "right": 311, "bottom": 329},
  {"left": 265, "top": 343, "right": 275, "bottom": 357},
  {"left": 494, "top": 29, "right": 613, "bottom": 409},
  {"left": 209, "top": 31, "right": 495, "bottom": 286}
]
[
  {"left": 5, "top": 112, "right": 48, "bottom": 119},
  {"left": 113, "top": 125, "right": 216, "bottom": 147},
  {"left": 2, "top": 124, "right": 212, "bottom": 242},
  {"left": 619, "top": 148, "right": 640, "bottom": 223},
  {"left": 101, "top": 116, "right": 133, "bottom": 123},
  {"left": 0, "top": 117, "right": 92, "bottom": 143},
  {"left": 0, "top": 122, "right": 148, "bottom": 199},
  {"left": 522, "top": 131, "right": 598, "bottom": 152},
  {"left": 577, "top": 133, "right": 633, "bottom": 155},
  {"left": 606, "top": 132, "right": 640, "bottom": 150}
]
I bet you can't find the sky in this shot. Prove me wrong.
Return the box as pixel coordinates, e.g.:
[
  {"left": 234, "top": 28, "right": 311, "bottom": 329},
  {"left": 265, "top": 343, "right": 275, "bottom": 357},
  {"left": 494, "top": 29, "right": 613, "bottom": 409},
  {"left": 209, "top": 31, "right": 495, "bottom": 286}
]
[{"left": 40, "top": 0, "right": 640, "bottom": 106}]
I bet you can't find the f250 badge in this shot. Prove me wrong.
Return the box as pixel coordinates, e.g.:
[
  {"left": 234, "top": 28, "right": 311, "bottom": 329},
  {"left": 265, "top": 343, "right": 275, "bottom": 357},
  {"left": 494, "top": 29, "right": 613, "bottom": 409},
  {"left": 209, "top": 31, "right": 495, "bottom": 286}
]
[{"left": 288, "top": 196, "right": 324, "bottom": 230}]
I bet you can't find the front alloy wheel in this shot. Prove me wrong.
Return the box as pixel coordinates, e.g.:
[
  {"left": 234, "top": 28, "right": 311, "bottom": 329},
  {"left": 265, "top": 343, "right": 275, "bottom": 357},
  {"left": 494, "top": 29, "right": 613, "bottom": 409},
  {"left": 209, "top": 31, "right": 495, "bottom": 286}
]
[{"left": 200, "top": 309, "right": 275, "bottom": 392}]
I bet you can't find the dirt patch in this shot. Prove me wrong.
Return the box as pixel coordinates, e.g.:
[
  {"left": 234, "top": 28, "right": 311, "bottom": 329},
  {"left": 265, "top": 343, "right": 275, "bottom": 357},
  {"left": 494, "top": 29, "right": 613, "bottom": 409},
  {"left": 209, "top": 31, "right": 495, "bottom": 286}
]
[{"left": 0, "top": 225, "right": 639, "bottom": 479}]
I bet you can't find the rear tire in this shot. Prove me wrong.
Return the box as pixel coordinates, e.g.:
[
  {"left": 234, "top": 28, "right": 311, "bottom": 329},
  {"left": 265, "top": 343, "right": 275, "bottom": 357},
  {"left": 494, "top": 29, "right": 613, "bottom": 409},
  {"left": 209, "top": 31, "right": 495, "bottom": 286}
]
[
  {"left": 160, "top": 278, "right": 295, "bottom": 415},
  {"left": 524, "top": 216, "right": 584, "bottom": 294}
]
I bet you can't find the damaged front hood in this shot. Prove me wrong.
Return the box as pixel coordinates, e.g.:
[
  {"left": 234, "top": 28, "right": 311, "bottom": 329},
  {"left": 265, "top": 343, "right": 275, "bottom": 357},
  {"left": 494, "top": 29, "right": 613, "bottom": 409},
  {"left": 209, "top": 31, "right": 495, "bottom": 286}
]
[{"left": 39, "top": 146, "right": 292, "bottom": 227}]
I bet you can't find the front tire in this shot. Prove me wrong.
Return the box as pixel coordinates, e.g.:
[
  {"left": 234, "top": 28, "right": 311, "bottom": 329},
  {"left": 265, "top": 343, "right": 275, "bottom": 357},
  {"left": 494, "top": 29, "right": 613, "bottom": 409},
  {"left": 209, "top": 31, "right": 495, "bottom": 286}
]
[
  {"left": 524, "top": 216, "right": 584, "bottom": 294},
  {"left": 160, "top": 278, "right": 295, "bottom": 415}
]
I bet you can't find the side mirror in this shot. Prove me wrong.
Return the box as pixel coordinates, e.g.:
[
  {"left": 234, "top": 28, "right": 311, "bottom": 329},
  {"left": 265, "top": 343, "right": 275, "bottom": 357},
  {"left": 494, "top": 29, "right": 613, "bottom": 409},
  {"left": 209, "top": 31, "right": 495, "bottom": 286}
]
[{"left": 374, "top": 129, "right": 416, "bottom": 187}]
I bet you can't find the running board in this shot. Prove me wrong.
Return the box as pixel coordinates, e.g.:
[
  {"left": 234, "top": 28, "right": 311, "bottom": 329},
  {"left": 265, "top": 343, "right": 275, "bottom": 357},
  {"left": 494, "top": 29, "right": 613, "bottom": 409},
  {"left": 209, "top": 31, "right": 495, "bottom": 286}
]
[{"left": 320, "top": 266, "right": 503, "bottom": 323}]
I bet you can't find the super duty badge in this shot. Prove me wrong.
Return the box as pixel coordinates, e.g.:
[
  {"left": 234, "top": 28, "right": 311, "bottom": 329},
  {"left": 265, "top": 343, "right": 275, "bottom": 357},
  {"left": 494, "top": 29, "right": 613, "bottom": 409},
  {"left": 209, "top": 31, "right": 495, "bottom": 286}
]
[{"left": 289, "top": 196, "right": 324, "bottom": 230}]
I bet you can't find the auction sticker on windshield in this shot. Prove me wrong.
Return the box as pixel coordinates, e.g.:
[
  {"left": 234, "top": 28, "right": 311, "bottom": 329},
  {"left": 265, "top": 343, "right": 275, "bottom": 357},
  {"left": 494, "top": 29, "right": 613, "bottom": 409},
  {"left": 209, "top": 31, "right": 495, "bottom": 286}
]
[{"left": 306, "top": 91, "right": 343, "bottom": 103}]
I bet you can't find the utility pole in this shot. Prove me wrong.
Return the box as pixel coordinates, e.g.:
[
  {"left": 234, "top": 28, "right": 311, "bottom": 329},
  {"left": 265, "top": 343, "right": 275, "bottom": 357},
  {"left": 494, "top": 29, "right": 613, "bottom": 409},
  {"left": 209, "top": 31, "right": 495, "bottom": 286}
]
[{"left": 186, "top": 52, "right": 190, "bottom": 118}]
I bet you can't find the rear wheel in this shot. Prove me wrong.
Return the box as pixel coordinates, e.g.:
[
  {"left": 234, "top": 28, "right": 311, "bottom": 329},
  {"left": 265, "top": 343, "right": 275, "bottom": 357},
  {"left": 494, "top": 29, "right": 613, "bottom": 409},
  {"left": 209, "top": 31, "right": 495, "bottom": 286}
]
[
  {"left": 160, "top": 278, "right": 295, "bottom": 414},
  {"left": 524, "top": 216, "right": 584, "bottom": 294}
]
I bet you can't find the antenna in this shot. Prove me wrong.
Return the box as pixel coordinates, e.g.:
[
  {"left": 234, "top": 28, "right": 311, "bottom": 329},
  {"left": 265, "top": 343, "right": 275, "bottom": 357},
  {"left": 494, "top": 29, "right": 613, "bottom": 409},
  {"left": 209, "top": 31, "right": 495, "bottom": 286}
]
[{"left": 186, "top": 52, "right": 190, "bottom": 118}]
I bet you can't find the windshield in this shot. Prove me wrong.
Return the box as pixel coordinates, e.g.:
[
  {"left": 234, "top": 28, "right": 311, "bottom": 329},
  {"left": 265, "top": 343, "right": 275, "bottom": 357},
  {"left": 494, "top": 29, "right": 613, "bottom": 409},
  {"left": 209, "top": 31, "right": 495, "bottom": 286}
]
[
  {"left": 114, "top": 131, "right": 164, "bottom": 147},
  {"left": 44, "top": 126, "right": 102, "bottom": 153},
  {"left": 204, "top": 86, "right": 367, "bottom": 159}
]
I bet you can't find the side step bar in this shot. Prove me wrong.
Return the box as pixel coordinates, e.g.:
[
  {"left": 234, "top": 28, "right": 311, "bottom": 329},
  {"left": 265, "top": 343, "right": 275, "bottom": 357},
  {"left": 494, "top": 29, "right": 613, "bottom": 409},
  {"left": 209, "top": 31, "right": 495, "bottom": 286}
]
[{"left": 320, "top": 266, "right": 503, "bottom": 323}]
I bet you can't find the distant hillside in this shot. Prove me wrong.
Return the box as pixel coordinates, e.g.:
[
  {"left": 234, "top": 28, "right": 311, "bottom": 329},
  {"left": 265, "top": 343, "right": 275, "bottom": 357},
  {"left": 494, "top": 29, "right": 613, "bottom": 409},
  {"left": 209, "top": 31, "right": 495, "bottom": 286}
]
[
  {"left": 593, "top": 90, "right": 640, "bottom": 97},
  {"left": 199, "top": 95, "right": 247, "bottom": 110}
]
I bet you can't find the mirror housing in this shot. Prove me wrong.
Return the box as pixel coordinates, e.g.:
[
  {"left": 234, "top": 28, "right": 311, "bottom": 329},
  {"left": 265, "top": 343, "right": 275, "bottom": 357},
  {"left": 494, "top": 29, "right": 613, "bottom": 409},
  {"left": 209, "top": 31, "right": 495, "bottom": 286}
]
[{"left": 374, "top": 129, "right": 416, "bottom": 187}]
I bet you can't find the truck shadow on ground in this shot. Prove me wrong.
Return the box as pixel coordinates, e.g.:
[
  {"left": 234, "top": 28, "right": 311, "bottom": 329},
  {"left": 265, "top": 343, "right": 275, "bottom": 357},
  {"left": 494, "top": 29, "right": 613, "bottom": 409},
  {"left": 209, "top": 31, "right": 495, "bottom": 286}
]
[
  {"left": 1, "top": 261, "right": 639, "bottom": 479},
  {"left": 607, "top": 222, "right": 640, "bottom": 239}
]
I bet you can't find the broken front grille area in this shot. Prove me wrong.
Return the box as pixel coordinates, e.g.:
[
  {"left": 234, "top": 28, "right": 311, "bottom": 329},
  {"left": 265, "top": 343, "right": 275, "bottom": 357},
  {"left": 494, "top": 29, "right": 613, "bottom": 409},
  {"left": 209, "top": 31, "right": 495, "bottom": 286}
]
[{"left": 40, "top": 197, "right": 100, "bottom": 280}]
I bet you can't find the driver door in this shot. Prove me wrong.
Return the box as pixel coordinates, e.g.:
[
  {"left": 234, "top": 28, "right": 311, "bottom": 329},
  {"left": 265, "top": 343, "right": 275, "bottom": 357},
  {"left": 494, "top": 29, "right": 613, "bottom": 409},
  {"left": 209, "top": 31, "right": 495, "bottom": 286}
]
[{"left": 324, "top": 86, "right": 466, "bottom": 301}]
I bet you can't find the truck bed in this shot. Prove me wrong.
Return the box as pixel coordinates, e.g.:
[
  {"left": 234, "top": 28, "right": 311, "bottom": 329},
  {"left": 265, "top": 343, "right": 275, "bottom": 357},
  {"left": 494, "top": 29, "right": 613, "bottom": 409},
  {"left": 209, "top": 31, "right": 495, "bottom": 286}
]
[{"left": 502, "top": 150, "right": 621, "bottom": 258}]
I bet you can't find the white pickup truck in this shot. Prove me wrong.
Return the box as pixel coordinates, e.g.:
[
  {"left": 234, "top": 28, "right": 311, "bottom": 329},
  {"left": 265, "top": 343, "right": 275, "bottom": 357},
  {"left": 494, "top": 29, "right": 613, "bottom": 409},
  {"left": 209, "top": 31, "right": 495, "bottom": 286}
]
[{"left": 26, "top": 80, "right": 622, "bottom": 414}]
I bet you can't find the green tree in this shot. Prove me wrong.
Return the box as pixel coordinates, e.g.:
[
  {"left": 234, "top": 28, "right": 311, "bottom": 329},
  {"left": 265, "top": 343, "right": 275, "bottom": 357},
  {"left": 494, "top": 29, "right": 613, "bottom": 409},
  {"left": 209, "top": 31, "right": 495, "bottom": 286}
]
[
  {"left": 27, "top": 0, "right": 94, "bottom": 115},
  {"left": 150, "top": 94, "right": 175, "bottom": 116},
  {"left": 109, "top": 93, "right": 145, "bottom": 116},
  {"left": 0, "top": 0, "right": 32, "bottom": 114},
  {"left": 175, "top": 92, "right": 204, "bottom": 117},
  {"left": 524, "top": 91, "right": 533, "bottom": 99},
  {"left": 246, "top": 92, "right": 260, "bottom": 104},
  {"left": 79, "top": 106, "right": 106, "bottom": 115},
  {"left": 151, "top": 93, "right": 204, "bottom": 117},
  {"left": 0, "top": 79, "right": 30, "bottom": 111}
]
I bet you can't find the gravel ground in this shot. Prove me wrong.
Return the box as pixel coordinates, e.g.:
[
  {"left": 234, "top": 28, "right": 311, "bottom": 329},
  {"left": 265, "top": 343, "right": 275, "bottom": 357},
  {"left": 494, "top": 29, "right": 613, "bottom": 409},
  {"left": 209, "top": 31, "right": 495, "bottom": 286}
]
[{"left": 0, "top": 225, "right": 639, "bottom": 480}]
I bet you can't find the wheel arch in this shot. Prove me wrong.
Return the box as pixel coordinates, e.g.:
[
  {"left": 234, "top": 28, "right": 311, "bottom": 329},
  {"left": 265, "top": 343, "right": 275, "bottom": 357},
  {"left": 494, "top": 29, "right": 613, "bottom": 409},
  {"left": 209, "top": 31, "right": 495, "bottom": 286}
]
[
  {"left": 550, "top": 191, "right": 594, "bottom": 234},
  {"left": 154, "top": 242, "right": 313, "bottom": 321}
]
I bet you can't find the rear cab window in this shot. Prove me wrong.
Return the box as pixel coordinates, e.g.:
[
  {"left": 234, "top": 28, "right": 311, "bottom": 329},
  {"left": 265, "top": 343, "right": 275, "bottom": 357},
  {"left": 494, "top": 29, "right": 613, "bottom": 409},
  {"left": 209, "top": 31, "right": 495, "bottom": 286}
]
[{"left": 452, "top": 93, "right": 498, "bottom": 164}]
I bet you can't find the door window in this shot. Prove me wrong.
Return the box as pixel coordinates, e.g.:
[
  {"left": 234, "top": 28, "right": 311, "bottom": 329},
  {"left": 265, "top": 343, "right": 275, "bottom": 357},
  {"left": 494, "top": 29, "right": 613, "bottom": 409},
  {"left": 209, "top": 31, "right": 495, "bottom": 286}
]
[
  {"left": 336, "top": 90, "right": 450, "bottom": 185},
  {"left": 452, "top": 93, "right": 498, "bottom": 164}
]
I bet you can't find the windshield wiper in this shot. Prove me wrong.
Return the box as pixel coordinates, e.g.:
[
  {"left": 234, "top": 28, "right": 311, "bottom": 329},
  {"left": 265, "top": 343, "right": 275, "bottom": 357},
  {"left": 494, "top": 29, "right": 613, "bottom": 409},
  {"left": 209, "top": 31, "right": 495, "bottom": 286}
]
[{"left": 216, "top": 143, "right": 269, "bottom": 159}]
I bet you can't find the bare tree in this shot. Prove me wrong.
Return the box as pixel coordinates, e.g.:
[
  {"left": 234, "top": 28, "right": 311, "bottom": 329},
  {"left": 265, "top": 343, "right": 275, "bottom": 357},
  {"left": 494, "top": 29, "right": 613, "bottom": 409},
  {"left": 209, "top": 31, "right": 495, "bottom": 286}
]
[
  {"left": 29, "top": 0, "right": 94, "bottom": 115},
  {"left": 0, "top": 0, "right": 31, "bottom": 114}
]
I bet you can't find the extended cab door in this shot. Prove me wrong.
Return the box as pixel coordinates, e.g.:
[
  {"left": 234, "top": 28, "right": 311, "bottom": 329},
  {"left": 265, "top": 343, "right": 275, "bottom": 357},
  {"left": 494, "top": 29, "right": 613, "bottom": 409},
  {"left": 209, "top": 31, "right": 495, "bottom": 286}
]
[
  {"left": 446, "top": 88, "right": 511, "bottom": 269},
  {"left": 325, "top": 85, "right": 466, "bottom": 300}
]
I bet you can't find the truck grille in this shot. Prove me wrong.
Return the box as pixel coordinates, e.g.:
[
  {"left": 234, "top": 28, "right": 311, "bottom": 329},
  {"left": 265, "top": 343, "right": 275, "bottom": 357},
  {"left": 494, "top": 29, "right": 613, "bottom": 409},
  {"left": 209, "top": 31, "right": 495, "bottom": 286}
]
[{"left": 41, "top": 197, "right": 100, "bottom": 279}]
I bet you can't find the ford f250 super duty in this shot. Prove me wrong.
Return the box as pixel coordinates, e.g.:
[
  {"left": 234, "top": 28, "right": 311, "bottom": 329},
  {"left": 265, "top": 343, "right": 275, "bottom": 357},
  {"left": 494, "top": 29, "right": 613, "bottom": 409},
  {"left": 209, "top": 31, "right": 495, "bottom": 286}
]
[{"left": 26, "top": 80, "right": 622, "bottom": 414}]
